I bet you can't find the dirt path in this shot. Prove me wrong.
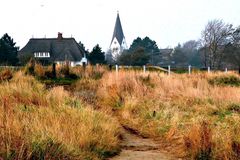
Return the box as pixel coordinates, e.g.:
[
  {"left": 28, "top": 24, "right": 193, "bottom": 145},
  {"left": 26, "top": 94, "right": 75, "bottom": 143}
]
[{"left": 109, "top": 128, "right": 181, "bottom": 160}]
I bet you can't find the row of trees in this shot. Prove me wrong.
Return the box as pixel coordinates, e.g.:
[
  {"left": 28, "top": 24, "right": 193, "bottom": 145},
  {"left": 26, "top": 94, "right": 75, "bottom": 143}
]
[
  {"left": 170, "top": 19, "right": 239, "bottom": 70},
  {"left": 113, "top": 37, "right": 202, "bottom": 67},
  {"left": 114, "top": 19, "right": 240, "bottom": 70}
]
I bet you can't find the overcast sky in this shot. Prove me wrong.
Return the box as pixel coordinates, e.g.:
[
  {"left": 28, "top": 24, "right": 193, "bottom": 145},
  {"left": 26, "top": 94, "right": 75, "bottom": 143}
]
[{"left": 0, "top": 0, "right": 240, "bottom": 51}]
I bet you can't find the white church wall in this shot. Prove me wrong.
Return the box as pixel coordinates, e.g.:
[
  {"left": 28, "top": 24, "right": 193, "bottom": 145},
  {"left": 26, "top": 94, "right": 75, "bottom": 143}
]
[
  {"left": 110, "top": 37, "right": 121, "bottom": 60},
  {"left": 121, "top": 38, "right": 128, "bottom": 50}
]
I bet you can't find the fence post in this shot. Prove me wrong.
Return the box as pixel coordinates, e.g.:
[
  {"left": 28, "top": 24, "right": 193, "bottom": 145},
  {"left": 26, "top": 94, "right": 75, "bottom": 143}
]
[
  {"left": 168, "top": 65, "right": 171, "bottom": 75},
  {"left": 115, "top": 65, "right": 118, "bottom": 73},
  {"left": 225, "top": 68, "right": 228, "bottom": 73},
  {"left": 52, "top": 63, "right": 56, "bottom": 78},
  {"left": 83, "top": 62, "right": 86, "bottom": 71},
  {"left": 208, "top": 67, "right": 211, "bottom": 73},
  {"left": 143, "top": 65, "right": 146, "bottom": 73},
  {"left": 188, "top": 65, "right": 191, "bottom": 75}
]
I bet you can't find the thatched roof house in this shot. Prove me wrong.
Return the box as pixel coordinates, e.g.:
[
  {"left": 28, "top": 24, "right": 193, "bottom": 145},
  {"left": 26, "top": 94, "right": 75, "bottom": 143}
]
[{"left": 18, "top": 33, "right": 87, "bottom": 66}]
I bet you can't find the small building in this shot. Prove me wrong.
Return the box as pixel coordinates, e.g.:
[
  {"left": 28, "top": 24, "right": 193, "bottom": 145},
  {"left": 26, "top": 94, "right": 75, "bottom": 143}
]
[{"left": 18, "top": 33, "right": 87, "bottom": 66}]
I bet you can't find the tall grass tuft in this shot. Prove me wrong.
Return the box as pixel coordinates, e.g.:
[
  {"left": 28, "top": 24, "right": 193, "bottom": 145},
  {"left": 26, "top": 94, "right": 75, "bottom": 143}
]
[{"left": 0, "top": 71, "right": 121, "bottom": 159}]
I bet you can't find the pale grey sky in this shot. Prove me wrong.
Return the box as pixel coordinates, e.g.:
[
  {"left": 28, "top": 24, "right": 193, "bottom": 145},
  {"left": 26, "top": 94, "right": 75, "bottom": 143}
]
[{"left": 0, "top": 0, "right": 239, "bottom": 51}]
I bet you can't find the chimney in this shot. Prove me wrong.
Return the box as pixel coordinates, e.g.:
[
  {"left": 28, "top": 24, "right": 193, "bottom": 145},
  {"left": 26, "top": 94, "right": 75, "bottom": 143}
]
[{"left": 58, "top": 32, "right": 63, "bottom": 40}]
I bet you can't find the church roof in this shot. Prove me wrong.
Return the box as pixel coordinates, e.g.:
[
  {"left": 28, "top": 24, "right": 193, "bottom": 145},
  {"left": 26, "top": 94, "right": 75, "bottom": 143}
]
[
  {"left": 111, "top": 13, "right": 125, "bottom": 45},
  {"left": 18, "top": 35, "right": 84, "bottom": 62}
]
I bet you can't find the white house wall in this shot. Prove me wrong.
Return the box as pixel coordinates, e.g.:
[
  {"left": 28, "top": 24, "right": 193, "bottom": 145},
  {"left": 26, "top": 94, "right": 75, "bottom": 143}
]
[{"left": 55, "top": 59, "right": 87, "bottom": 67}]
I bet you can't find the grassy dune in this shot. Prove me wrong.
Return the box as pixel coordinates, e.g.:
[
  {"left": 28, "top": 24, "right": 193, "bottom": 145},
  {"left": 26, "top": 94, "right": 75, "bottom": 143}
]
[
  {"left": 95, "top": 70, "right": 240, "bottom": 159},
  {"left": 1, "top": 65, "right": 240, "bottom": 159},
  {"left": 0, "top": 71, "right": 120, "bottom": 160}
]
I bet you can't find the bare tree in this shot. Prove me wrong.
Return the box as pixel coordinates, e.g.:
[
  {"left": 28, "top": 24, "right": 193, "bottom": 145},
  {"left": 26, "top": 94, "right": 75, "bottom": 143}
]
[
  {"left": 224, "top": 26, "right": 240, "bottom": 73},
  {"left": 201, "top": 19, "right": 234, "bottom": 69}
]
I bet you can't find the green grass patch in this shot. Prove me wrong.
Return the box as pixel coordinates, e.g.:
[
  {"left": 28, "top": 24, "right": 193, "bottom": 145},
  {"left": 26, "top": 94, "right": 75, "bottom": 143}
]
[
  {"left": 157, "top": 124, "right": 171, "bottom": 136},
  {"left": 211, "top": 109, "right": 233, "bottom": 121},
  {"left": 39, "top": 77, "right": 78, "bottom": 86}
]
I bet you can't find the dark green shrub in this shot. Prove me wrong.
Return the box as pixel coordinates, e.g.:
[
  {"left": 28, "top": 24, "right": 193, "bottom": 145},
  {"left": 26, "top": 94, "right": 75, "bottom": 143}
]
[
  {"left": 67, "top": 73, "right": 79, "bottom": 79},
  {"left": 209, "top": 75, "right": 240, "bottom": 87}
]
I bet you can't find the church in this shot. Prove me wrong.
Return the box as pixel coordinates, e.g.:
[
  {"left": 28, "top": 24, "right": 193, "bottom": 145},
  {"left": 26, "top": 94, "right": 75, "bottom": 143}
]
[{"left": 109, "top": 12, "right": 128, "bottom": 60}]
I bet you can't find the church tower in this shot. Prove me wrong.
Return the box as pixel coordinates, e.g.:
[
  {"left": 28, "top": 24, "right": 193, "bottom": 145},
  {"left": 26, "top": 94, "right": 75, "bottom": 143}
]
[{"left": 110, "top": 12, "right": 127, "bottom": 60}]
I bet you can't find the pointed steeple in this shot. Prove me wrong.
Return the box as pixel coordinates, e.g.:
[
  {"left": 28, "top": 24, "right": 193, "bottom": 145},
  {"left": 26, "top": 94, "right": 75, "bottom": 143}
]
[
  {"left": 109, "top": 12, "right": 127, "bottom": 61},
  {"left": 111, "top": 12, "right": 125, "bottom": 45}
]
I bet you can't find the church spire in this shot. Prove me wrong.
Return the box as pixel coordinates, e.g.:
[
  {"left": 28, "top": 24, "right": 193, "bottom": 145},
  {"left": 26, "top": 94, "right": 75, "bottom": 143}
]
[
  {"left": 110, "top": 12, "right": 127, "bottom": 60},
  {"left": 111, "top": 12, "right": 125, "bottom": 45}
]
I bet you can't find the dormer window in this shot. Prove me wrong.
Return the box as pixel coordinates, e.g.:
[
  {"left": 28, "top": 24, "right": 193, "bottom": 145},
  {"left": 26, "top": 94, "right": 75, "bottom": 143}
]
[{"left": 34, "top": 52, "right": 50, "bottom": 58}]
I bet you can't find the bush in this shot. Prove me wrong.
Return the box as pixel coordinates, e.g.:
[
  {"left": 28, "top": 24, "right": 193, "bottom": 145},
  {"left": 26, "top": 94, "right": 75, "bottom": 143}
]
[
  {"left": 58, "top": 65, "right": 78, "bottom": 79},
  {"left": 45, "top": 70, "right": 55, "bottom": 79},
  {"left": 209, "top": 75, "right": 240, "bottom": 87},
  {"left": 59, "top": 65, "right": 70, "bottom": 77},
  {"left": 0, "top": 69, "right": 13, "bottom": 81},
  {"left": 67, "top": 73, "right": 79, "bottom": 79}
]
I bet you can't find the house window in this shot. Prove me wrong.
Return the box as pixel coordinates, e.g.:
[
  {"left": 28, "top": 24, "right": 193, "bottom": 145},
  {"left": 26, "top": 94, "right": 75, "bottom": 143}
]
[{"left": 34, "top": 52, "right": 50, "bottom": 58}]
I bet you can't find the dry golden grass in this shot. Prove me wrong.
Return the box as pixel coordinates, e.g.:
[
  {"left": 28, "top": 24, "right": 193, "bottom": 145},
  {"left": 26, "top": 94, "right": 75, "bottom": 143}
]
[
  {"left": 95, "top": 70, "right": 240, "bottom": 159},
  {"left": 1, "top": 66, "right": 240, "bottom": 159},
  {"left": 71, "top": 65, "right": 106, "bottom": 80},
  {"left": 0, "top": 71, "right": 121, "bottom": 160}
]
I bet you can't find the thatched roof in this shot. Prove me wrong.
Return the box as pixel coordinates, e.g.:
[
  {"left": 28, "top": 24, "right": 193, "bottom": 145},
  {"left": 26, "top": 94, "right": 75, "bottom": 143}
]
[{"left": 19, "top": 36, "right": 84, "bottom": 62}]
